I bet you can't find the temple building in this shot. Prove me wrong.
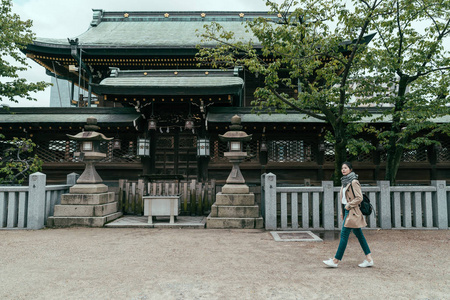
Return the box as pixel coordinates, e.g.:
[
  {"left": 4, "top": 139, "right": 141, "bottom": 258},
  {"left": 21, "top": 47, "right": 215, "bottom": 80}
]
[{"left": 1, "top": 10, "right": 449, "bottom": 186}]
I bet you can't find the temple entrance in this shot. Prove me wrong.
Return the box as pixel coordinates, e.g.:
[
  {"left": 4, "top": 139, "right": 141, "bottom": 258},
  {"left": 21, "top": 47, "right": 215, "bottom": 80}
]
[{"left": 152, "top": 132, "right": 197, "bottom": 179}]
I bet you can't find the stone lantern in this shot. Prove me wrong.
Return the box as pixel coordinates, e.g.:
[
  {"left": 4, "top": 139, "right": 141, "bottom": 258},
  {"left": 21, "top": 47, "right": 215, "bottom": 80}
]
[
  {"left": 206, "top": 115, "right": 263, "bottom": 229},
  {"left": 218, "top": 114, "right": 252, "bottom": 188},
  {"left": 49, "top": 117, "right": 122, "bottom": 227},
  {"left": 66, "top": 117, "right": 113, "bottom": 193}
]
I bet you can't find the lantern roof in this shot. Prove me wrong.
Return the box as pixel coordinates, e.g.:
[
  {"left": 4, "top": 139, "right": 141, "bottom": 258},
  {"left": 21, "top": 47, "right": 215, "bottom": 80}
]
[
  {"left": 67, "top": 117, "right": 113, "bottom": 141},
  {"left": 219, "top": 114, "right": 252, "bottom": 142},
  {"left": 67, "top": 131, "right": 113, "bottom": 141}
]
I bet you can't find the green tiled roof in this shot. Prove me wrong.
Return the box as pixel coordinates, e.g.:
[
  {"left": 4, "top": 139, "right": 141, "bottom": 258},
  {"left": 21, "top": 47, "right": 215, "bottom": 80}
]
[
  {"left": 206, "top": 107, "right": 450, "bottom": 124},
  {"left": 100, "top": 76, "right": 243, "bottom": 87},
  {"left": 35, "top": 11, "right": 278, "bottom": 49},
  {"left": 92, "top": 69, "right": 244, "bottom": 95},
  {"left": 0, "top": 108, "right": 140, "bottom": 124}
]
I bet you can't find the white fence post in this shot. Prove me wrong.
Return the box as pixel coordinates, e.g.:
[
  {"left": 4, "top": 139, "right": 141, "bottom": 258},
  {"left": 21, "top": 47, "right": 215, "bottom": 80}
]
[
  {"left": 27, "top": 172, "right": 47, "bottom": 230},
  {"left": 322, "top": 181, "right": 334, "bottom": 230},
  {"left": 431, "top": 180, "right": 448, "bottom": 229},
  {"left": 378, "top": 181, "right": 391, "bottom": 229},
  {"left": 67, "top": 172, "right": 79, "bottom": 186},
  {"left": 264, "top": 173, "right": 277, "bottom": 230}
]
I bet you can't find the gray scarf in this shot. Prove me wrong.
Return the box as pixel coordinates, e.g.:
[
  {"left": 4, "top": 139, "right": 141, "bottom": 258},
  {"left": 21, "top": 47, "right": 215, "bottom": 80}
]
[{"left": 341, "top": 172, "right": 358, "bottom": 187}]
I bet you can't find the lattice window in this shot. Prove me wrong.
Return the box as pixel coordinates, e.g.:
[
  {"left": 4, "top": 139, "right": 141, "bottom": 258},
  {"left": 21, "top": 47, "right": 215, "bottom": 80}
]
[
  {"left": 243, "top": 140, "right": 259, "bottom": 162},
  {"left": 323, "top": 142, "right": 335, "bottom": 163},
  {"left": 36, "top": 140, "right": 80, "bottom": 163},
  {"left": 35, "top": 139, "right": 140, "bottom": 163},
  {"left": 401, "top": 145, "right": 427, "bottom": 162},
  {"left": 99, "top": 140, "right": 140, "bottom": 163},
  {"left": 209, "top": 139, "right": 260, "bottom": 162},
  {"left": 324, "top": 144, "right": 373, "bottom": 163},
  {"left": 180, "top": 136, "right": 197, "bottom": 148},
  {"left": 210, "top": 139, "right": 229, "bottom": 162},
  {"left": 348, "top": 151, "right": 373, "bottom": 162},
  {"left": 268, "top": 140, "right": 315, "bottom": 163},
  {"left": 437, "top": 140, "right": 450, "bottom": 162},
  {"left": 156, "top": 136, "right": 174, "bottom": 149}
]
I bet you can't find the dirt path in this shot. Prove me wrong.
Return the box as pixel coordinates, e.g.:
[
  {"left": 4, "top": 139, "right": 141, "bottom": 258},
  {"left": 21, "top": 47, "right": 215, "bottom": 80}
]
[{"left": 0, "top": 228, "right": 448, "bottom": 299}]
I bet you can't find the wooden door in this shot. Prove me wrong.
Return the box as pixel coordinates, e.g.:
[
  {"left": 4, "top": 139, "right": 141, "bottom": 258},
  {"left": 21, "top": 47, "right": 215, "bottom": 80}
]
[{"left": 154, "top": 133, "right": 197, "bottom": 178}]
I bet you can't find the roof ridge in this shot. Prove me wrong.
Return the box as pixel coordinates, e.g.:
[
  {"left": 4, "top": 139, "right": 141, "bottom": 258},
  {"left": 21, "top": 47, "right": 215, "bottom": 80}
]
[{"left": 90, "top": 9, "right": 281, "bottom": 26}]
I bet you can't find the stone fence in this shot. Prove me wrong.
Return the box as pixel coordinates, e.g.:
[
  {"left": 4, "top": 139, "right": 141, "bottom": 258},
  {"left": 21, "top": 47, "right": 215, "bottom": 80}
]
[
  {"left": 0, "top": 172, "right": 77, "bottom": 230},
  {"left": 261, "top": 173, "right": 449, "bottom": 230}
]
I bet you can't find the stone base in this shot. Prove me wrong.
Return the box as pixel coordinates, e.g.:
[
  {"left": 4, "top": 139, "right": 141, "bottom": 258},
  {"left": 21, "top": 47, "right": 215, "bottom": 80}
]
[
  {"left": 210, "top": 204, "right": 260, "bottom": 218},
  {"left": 206, "top": 190, "right": 264, "bottom": 229},
  {"left": 215, "top": 192, "right": 255, "bottom": 206},
  {"left": 54, "top": 202, "right": 118, "bottom": 217},
  {"left": 48, "top": 212, "right": 123, "bottom": 228},
  {"left": 70, "top": 184, "right": 108, "bottom": 194},
  {"left": 221, "top": 184, "right": 249, "bottom": 194},
  {"left": 61, "top": 192, "right": 115, "bottom": 205},
  {"left": 48, "top": 191, "right": 121, "bottom": 228},
  {"left": 206, "top": 214, "right": 264, "bottom": 229}
]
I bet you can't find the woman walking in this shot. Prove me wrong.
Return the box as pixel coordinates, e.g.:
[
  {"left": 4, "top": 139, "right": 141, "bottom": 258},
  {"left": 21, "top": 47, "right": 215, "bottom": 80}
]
[{"left": 323, "top": 162, "right": 373, "bottom": 268}]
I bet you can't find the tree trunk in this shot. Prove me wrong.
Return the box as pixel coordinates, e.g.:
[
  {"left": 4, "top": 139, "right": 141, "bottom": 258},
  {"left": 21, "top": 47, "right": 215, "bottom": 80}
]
[
  {"left": 332, "top": 125, "right": 347, "bottom": 185},
  {"left": 385, "top": 136, "right": 403, "bottom": 185},
  {"left": 385, "top": 76, "right": 409, "bottom": 185}
]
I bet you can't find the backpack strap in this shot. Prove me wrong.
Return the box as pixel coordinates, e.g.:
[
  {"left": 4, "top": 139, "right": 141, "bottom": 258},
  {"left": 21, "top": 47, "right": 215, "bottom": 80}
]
[
  {"left": 349, "top": 180, "right": 356, "bottom": 198},
  {"left": 348, "top": 181, "right": 360, "bottom": 209}
]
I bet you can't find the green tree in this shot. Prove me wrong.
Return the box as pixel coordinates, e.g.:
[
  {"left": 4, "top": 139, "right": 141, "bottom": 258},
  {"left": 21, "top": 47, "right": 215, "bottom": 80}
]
[
  {"left": 0, "top": 137, "right": 42, "bottom": 184},
  {"left": 198, "top": 0, "right": 383, "bottom": 183},
  {"left": 363, "top": 0, "right": 450, "bottom": 185},
  {"left": 0, "top": 0, "right": 50, "bottom": 103},
  {"left": 0, "top": 0, "right": 46, "bottom": 183}
]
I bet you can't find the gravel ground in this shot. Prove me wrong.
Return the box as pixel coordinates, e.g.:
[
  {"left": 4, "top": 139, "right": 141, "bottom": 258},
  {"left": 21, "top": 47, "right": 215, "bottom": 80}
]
[{"left": 0, "top": 228, "right": 449, "bottom": 300}]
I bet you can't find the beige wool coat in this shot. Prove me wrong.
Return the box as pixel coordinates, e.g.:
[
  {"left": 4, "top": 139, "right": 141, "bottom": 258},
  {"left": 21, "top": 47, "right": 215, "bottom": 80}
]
[{"left": 339, "top": 180, "right": 367, "bottom": 228}]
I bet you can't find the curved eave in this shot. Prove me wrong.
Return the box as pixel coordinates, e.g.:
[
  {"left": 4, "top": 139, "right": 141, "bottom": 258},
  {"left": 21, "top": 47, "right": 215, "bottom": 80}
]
[
  {"left": 24, "top": 32, "right": 374, "bottom": 57},
  {"left": 0, "top": 107, "right": 141, "bottom": 126},
  {"left": 25, "top": 42, "right": 207, "bottom": 56},
  {"left": 92, "top": 76, "right": 244, "bottom": 96},
  {"left": 92, "top": 85, "right": 244, "bottom": 96}
]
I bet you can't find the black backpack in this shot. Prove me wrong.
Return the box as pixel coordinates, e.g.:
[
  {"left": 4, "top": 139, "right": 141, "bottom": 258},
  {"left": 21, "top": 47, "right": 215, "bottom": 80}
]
[{"left": 349, "top": 183, "right": 374, "bottom": 216}]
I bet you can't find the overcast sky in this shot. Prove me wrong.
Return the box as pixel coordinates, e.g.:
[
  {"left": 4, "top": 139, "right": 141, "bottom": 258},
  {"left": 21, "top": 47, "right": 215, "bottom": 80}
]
[{"left": 9, "top": 0, "right": 273, "bottom": 107}]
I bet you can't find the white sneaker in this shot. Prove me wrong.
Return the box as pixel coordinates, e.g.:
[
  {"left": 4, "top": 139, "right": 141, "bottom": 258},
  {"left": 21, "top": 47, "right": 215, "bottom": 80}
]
[
  {"left": 323, "top": 258, "right": 338, "bottom": 268},
  {"left": 358, "top": 259, "right": 374, "bottom": 268}
]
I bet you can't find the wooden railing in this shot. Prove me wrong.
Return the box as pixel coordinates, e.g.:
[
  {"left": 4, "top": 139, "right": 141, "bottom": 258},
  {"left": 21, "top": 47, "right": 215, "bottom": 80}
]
[
  {"left": 262, "top": 173, "right": 449, "bottom": 230},
  {"left": 118, "top": 179, "right": 217, "bottom": 216}
]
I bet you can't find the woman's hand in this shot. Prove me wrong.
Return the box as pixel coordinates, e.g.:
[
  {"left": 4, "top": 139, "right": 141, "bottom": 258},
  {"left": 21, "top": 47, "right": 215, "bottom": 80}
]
[{"left": 340, "top": 213, "right": 344, "bottom": 220}]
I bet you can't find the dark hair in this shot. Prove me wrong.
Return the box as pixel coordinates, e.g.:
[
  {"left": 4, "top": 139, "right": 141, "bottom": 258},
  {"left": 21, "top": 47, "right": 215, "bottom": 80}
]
[{"left": 342, "top": 161, "right": 353, "bottom": 170}]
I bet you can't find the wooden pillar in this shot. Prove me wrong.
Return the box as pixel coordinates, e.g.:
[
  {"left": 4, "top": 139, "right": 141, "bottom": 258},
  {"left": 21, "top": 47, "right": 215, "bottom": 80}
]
[
  {"left": 148, "top": 130, "right": 156, "bottom": 174},
  {"left": 174, "top": 131, "right": 179, "bottom": 175}
]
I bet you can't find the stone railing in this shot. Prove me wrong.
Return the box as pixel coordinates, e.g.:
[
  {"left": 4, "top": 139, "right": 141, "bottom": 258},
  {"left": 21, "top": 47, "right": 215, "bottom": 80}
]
[
  {"left": 0, "top": 172, "right": 77, "bottom": 229},
  {"left": 261, "top": 173, "right": 449, "bottom": 230}
]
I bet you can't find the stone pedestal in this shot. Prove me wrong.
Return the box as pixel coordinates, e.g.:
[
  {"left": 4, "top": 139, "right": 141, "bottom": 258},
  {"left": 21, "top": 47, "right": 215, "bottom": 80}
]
[
  {"left": 48, "top": 188, "right": 122, "bottom": 228},
  {"left": 206, "top": 184, "right": 264, "bottom": 229}
]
